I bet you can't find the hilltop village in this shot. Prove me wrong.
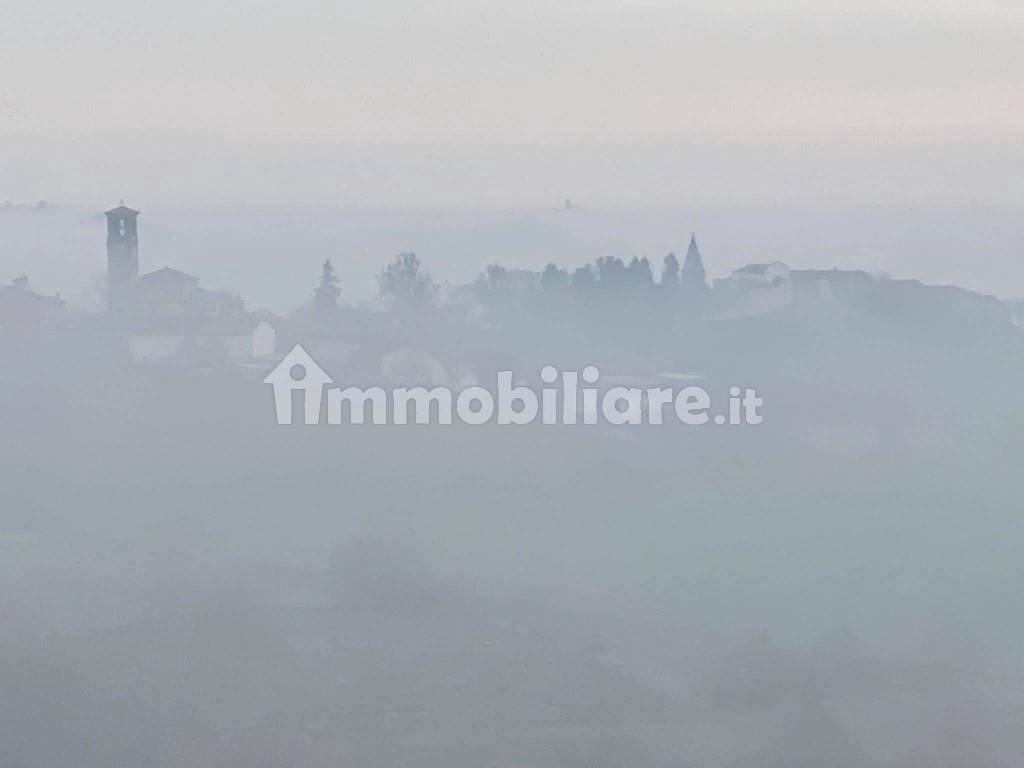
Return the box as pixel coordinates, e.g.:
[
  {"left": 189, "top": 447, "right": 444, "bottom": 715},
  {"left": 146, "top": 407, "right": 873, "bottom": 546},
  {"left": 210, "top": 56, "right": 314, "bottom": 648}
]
[{"left": 1, "top": 204, "right": 1017, "bottom": 388}]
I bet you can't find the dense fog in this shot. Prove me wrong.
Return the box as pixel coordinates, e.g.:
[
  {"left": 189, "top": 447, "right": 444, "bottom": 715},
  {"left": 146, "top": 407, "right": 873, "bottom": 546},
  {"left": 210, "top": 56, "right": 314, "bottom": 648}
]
[
  {"left": 4, "top": 0, "right": 1024, "bottom": 761},
  {"left": 2, "top": 202, "right": 1023, "bottom": 766}
]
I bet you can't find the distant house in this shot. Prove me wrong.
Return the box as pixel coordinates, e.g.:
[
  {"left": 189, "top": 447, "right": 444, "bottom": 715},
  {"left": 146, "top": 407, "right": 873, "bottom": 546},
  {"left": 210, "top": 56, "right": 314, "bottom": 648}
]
[
  {"left": 252, "top": 320, "right": 277, "bottom": 358},
  {"left": 0, "top": 276, "right": 64, "bottom": 333},
  {"left": 137, "top": 266, "right": 200, "bottom": 301},
  {"left": 130, "top": 266, "right": 244, "bottom": 322},
  {"left": 716, "top": 260, "right": 1012, "bottom": 330},
  {"left": 715, "top": 263, "right": 901, "bottom": 318},
  {"left": 729, "top": 262, "right": 791, "bottom": 288},
  {"left": 714, "top": 262, "right": 794, "bottom": 318},
  {"left": 123, "top": 266, "right": 256, "bottom": 365}
]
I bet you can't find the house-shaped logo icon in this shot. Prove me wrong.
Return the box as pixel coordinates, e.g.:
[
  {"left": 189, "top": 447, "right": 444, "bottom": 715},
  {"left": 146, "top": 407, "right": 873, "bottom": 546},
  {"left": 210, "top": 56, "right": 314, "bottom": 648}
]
[{"left": 263, "top": 344, "right": 334, "bottom": 424}]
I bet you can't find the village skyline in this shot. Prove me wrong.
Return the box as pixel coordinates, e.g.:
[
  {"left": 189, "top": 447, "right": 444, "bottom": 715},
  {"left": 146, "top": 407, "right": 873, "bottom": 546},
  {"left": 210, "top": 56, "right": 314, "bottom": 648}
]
[{"left": 4, "top": 199, "right": 1023, "bottom": 316}]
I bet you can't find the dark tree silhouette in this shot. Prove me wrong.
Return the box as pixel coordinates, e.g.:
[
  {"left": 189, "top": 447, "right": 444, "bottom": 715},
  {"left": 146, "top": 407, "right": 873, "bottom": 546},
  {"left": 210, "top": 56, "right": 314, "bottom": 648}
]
[
  {"left": 570, "top": 263, "right": 597, "bottom": 294},
  {"left": 480, "top": 264, "right": 510, "bottom": 294},
  {"left": 378, "top": 252, "right": 437, "bottom": 309},
  {"left": 540, "top": 263, "right": 570, "bottom": 293},
  {"left": 313, "top": 258, "right": 341, "bottom": 317},
  {"left": 661, "top": 252, "right": 680, "bottom": 289},
  {"left": 595, "top": 256, "right": 628, "bottom": 291},
  {"left": 627, "top": 256, "right": 654, "bottom": 289}
]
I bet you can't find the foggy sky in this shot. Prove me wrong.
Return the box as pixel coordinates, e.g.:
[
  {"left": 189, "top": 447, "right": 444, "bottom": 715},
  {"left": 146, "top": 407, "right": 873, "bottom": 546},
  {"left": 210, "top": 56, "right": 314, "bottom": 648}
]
[{"left": 2, "top": 0, "right": 1023, "bottom": 207}]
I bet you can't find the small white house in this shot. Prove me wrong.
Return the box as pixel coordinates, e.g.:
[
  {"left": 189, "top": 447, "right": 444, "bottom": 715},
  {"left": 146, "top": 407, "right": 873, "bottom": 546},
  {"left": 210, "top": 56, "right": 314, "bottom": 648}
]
[
  {"left": 715, "top": 262, "right": 794, "bottom": 318},
  {"left": 252, "top": 320, "right": 277, "bottom": 358}
]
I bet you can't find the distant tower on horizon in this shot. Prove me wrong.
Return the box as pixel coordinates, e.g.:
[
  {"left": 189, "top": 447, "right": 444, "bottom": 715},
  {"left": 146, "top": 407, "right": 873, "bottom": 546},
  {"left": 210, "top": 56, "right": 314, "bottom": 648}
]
[
  {"left": 681, "top": 233, "right": 708, "bottom": 292},
  {"left": 105, "top": 203, "right": 140, "bottom": 307}
]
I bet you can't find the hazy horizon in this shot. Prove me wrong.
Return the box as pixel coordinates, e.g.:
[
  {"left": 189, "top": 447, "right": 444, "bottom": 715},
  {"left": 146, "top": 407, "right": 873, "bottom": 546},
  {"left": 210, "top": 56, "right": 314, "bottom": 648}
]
[
  {"left": 3, "top": 0, "right": 1024, "bottom": 207},
  {"left": 4, "top": 201, "right": 1024, "bottom": 312}
]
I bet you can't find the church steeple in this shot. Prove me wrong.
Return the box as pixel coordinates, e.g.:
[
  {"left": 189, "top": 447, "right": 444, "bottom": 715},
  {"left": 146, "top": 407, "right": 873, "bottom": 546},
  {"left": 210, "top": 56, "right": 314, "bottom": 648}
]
[{"left": 681, "top": 233, "right": 708, "bottom": 292}]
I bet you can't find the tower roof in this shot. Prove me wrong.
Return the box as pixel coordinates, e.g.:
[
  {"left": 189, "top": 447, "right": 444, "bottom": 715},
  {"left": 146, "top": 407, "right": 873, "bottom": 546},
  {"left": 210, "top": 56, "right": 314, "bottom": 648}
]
[
  {"left": 683, "top": 234, "right": 704, "bottom": 271},
  {"left": 105, "top": 204, "right": 140, "bottom": 216}
]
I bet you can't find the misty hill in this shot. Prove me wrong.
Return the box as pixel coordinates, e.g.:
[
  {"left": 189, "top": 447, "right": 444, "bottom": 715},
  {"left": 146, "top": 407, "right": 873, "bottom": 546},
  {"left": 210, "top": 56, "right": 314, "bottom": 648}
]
[
  {"left": 4, "top": 204, "right": 1024, "bottom": 767},
  {"left": 4, "top": 202, "right": 1024, "bottom": 312}
]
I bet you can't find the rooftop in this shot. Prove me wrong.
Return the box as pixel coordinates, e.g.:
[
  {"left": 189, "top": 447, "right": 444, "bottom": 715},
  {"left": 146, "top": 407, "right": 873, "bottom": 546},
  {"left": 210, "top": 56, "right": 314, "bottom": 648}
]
[
  {"left": 138, "top": 267, "right": 199, "bottom": 285},
  {"left": 105, "top": 204, "right": 140, "bottom": 217}
]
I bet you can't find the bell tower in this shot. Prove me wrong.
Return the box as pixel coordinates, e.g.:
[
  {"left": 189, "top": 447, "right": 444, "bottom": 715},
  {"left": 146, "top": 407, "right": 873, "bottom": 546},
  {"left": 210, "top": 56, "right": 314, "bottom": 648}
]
[{"left": 105, "top": 203, "right": 140, "bottom": 307}]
